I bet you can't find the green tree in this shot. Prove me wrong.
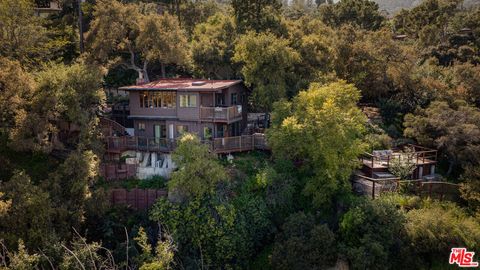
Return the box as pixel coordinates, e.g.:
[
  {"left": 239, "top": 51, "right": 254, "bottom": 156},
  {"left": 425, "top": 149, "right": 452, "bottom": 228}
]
[
  {"left": 388, "top": 148, "right": 417, "bottom": 180},
  {"left": 393, "top": 0, "right": 462, "bottom": 45},
  {"left": 0, "top": 0, "right": 52, "bottom": 67},
  {"left": 318, "top": 0, "right": 385, "bottom": 31},
  {"left": 404, "top": 202, "right": 480, "bottom": 267},
  {"left": 136, "top": 12, "right": 189, "bottom": 78},
  {"left": 4, "top": 240, "right": 41, "bottom": 270},
  {"left": 459, "top": 165, "right": 480, "bottom": 212},
  {"left": 9, "top": 62, "right": 105, "bottom": 153},
  {"left": 339, "top": 199, "right": 406, "bottom": 270},
  {"left": 135, "top": 227, "right": 175, "bottom": 270},
  {"left": 231, "top": 0, "right": 283, "bottom": 33},
  {"left": 271, "top": 212, "right": 337, "bottom": 269},
  {"left": 404, "top": 100, "right": 480, "bottom": 175},
  {"left": 286, "top": 17, "right": 336, "bottom": 91},
  {"left": 45, "top": 150, "right": 99, "bottom": 239},
  {"left": 332, "top": 26, "right": 416, "bottom": 102},
  {"left": 0, "top": 171, "right": 54, "bottom": 250},
  {"left": 169, "top": 133, "right": 227, "bottom": 200},
  {"left": 150, "top": 195, "right": 271, "bottom": 269},
  {"left": 60, "top": 236, "right": 116, "bottom": 270},
  {"left": 191, "top": 13, "right": 238, "bottom": 79},
  {"left": 267, "top": 81, "right": 367, "bottom": 208},
  {"left": 233, "top": 31, "right": 300, "bottom": 111},
  {"left": 87, "top": 0, "right": 188, "bottom": 81},
  {"left": 0, "top": 58, "right": 34, "bottom": 130}
]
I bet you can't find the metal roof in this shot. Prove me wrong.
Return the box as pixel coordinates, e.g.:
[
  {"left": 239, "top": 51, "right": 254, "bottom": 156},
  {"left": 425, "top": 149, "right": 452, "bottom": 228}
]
[{"left": 119, "top": 78, "right": 243, "bottom": 92}]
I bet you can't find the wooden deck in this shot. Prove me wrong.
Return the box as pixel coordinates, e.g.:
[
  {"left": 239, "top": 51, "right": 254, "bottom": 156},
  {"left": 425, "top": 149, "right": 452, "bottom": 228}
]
[
  {"left": 360, "top": 146, "right": 437, "bottom": 169},
  {"left": 200, "top": 106, "right": 243, "bottom": 123},
  {"left": 105, "top": 133, "right": 269, "bottom": 154}
]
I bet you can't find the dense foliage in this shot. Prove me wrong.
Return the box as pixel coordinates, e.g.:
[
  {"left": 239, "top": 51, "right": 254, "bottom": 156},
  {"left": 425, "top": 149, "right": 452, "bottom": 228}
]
[{"left": 0, "top": 0, "right": 479, "bottom": 269}]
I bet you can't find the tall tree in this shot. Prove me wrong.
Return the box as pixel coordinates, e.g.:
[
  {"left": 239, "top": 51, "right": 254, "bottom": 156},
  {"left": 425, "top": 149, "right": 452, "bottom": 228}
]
[
  {"left": 231, "top": 0, "right": 283, "bottom": 33},
  {"left": 0, "top": 58, "right": 34, "bottom": 130},
  {"left": 404, "top": 100, "right": 480, "bottom": 175},
  {"left": 0, "top": 0, "right": 52, "bottom": 67},
  {"left": 233, "top": 31, "right": 300, "bottom": 111},
  {"left": 393, "top": 0, "right": 462, "bottom": 44},
  {"left": 267, "top": 81, "right": 367, "bottom": 208},
  {"left": 286, "top": 17, "right": 336, "bottom": 91},
  {"left": 0, "top": 171, "right": 54, "bottom": 250},
  {"left": 191, "top": 13, "right": 238, "bottom": 79},
  {"left": 318, "top": 0, "right": 385, "bottom": 31},
  {"left": 86, "top": 0, "right": 188, "bottom": 81},
  {"left": 9, "top": 62, "right": 105, "bottom": 153},
  {"left": 339, "top": 198, "right": 407, "bottom": 270},
  {"left": 45, "top": 150, "right": 100, "bottom": 239},
  {"left": 271, "top": 212, "right": 337, "bottom": 269}
]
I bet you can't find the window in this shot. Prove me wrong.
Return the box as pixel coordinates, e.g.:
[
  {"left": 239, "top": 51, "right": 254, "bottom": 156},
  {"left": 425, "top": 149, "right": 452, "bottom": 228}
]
[
  {"left": 203, "top": 126, "right": 212, "bottom": 140},
  {"left": 176, "top": 125, "right": 188, "bottom": 136},
  {"left": 139, "top": 91, "right": 176, "bottom": 108},
  {"left": 179, "top": 95, "right": 197, "bottom": 108},
  {"left": 216, "top": 93, "right": 225, "bottom": 106},
  {"left": 138, "top": 122, "right": 146, "bottom": 132},
  {"left": 231, "top": 93, "right": 238, "bottom": 105}
]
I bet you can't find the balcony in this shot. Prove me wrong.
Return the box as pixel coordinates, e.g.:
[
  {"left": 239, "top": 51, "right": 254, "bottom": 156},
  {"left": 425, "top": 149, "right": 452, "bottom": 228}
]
[
  {"left": 200, "top": 105, "right": 243, "bottom": 123},
  {"left": 105, "top": 134, "right": 269, "bottom": 154}
]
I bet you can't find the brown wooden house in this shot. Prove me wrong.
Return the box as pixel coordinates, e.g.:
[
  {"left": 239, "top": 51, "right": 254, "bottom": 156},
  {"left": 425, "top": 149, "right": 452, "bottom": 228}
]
[{"left": 119, "top": 78, "right": 248, "bottom": 143}]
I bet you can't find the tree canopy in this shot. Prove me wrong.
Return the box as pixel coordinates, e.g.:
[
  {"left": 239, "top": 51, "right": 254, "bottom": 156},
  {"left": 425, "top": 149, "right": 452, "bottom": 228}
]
[{"left": 268, "top": 81, "right": 367, "bottom": 207}]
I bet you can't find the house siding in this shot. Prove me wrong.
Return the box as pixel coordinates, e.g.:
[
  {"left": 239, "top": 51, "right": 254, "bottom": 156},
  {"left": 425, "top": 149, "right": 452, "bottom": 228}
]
[{"left": 128, "top": 82, "right": 248, "bottom": 139}]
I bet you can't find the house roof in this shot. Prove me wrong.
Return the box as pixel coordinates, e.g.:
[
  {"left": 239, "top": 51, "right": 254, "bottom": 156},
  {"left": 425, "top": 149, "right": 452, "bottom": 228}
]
[{"left": 118, "top": 78, "right": 243, "bottom": 92}]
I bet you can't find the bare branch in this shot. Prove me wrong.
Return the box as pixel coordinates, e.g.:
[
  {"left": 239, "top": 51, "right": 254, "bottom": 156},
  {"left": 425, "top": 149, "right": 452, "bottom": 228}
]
[{"left": 61, "top": 244, "right": 86, "bottom": 270}]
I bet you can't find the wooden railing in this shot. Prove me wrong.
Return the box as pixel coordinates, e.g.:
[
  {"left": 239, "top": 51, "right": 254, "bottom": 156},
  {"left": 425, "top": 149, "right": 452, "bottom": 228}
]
[
  {"left": 361, "top": 145, "right": 438, "bottom": 168},
  {"left": 200, "top": 106, "right": 242, "bottom": 122},
  {"left": 100, "top": 117, "right": 127, "bottom": 137},
  {"left": 105, "top": 134, "right": 269, "bottom": 154},
  {"left": 353, "top": 174, "right": 460, "bottom": 201}
]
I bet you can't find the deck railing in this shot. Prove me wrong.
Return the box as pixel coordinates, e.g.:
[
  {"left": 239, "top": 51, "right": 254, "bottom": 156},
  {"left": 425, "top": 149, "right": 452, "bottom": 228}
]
[
  {"left": 200, "top": 106, "right": 242, "bottom": 122},
  {"left": 353, "top": 174, "right": 460, "bottom": 201},
  {"left": 361, "top": 144, "right": 438, "bottom": 168},
  {"left": 106, "top": 133, "right": 268, "bottom": 154}
]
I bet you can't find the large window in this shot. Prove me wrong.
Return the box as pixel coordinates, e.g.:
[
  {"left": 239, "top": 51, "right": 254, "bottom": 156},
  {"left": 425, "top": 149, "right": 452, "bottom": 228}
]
[
  {"left": 139, "top": 91, "right": 176, "bottom": 108},
  {"left": 138, "top": 122, "right": 146, "bottom": 132},
  {"left": 179, "top": 94, "right": 197, "bottom": 108}
]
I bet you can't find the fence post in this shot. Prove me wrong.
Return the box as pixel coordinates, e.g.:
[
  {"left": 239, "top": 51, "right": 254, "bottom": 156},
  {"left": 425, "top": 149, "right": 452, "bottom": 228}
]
[{"left": 372, "top": 181, "right": 375, "bottom": 199}]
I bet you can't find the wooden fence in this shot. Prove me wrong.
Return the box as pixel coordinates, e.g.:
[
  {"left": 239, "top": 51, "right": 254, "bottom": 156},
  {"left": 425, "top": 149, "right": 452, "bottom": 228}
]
[
  {"left": 100, "top": 163, "right": 137, "bottom": 181},
  {"left": 353, "top": 174, "right": 461, "bottom": 201},
  {"left": 110, "top": 188, "right": 168, "bottom": 210}
]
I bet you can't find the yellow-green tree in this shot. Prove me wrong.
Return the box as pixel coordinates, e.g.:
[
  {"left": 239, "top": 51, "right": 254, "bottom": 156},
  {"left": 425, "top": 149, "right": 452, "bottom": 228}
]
[
  {"left": 267, "top": 81, "right": 367, "bottom": 208},
  {"left": 169, "top": 133, "right": 227, "bottom": 200}
]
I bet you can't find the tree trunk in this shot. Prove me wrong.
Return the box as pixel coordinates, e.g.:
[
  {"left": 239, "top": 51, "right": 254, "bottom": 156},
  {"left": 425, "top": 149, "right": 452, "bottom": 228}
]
[
  {"left": 161, "top": 63, "right": 166, "bottom": 78},
  {"left": 175, "top": 0, "right": 181, "bottom": 26},
  {"left": 446, "top": 160, "right": 455, "bottom": 176},
  {"left": 78, "top": 0, "right": 84, "bottom": 53}
]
